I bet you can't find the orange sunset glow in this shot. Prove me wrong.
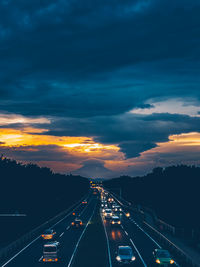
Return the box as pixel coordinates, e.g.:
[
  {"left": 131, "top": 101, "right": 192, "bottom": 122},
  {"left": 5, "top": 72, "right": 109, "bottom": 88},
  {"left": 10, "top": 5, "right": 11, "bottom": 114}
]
[{"left": 1, "top": 125, "right": 200, "bottom": 175}]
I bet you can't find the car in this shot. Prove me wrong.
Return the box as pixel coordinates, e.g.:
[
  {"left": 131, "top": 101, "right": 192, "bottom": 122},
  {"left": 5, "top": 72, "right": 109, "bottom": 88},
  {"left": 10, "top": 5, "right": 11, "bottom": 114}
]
[
  {"left": 71, "top": 218, "right": 83, "bottom": 227},
  {"left": 116, "top": 246, "right": 136, "bottom": 264},
  {"left": 41, "top": 229, "right": 56, "bottom": 241},
  {"left": 111, "top": 216, "right": 121, "bottom": 226},
  {"left": 108, "top": 197, "right": 114, "bottom": 203},
  {"left": 153, "top": 249, "right": 175, "bottom": 265},
  {"left": 112, "top": 205, "right": 122, "bottom": 213},
  {"left": 103, "top": 209, "right": 113, "bottom": 219},
  {"left": 82, "top": 200, "right": 87, "bottom": 204},
  {"left": 125, "top": 212, "right": 130, "bottom": 217},
  {"left": 42, "top": 241, "right": 60, "bottom": 262}
]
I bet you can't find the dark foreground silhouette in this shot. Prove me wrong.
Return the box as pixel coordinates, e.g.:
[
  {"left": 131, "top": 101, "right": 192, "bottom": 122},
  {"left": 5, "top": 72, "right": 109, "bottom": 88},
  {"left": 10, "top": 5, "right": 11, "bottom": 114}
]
[
  {"left": 0, "top": 156, "right": 89, "bottom": 246},
  {"left": 104, "top": 165, "right": 200, "bottom": 243}
]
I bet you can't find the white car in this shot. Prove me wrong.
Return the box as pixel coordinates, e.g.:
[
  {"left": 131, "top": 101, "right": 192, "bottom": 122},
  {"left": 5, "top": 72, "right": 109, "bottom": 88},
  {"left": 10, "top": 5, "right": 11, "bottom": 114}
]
[
  {"left": 103, "top": 209, "right": 113, "bottom": 219},
  {"left": 111, "top": 216, "right": 121, "bottom": 226},
  {"left": 116, "top": 246, "right": 136, "bottom": 264}
]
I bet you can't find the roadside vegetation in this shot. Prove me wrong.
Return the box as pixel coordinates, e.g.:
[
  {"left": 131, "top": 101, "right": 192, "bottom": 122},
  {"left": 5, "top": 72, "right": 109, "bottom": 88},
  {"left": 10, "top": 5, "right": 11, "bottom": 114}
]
[{"left": 0, "top": 156, "right": 89, "bottom": 246}]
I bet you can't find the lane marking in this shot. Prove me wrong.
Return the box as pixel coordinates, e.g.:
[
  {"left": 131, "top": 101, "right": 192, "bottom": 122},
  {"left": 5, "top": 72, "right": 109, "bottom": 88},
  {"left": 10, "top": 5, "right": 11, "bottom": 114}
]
[
  {"left": 101, "top": 214, "right": 112, "bottom": 267},
  {"left": 38, "top": 256, "right": 43, "bottom": 262},
  {"left": 109, "top": 191, "right": 180, "bottom": 267},
  {"left": 67, "top": 203, "right": 97, "bottom": 267},
  {"left": 129, "top": 238, "right": 147, "bottom": 267},
  {"left": 1, "top": 236, "right": 41, "bottom": 267},
  {"left": 131, "top": 219, "right": 161, "bottom": 248},
  {"left": 1, "top": 195, "right": 91, "bottom": 267},
  {"left": 59, "top": 232, "right": 64, "bottom": 237},
  {"left": 66, "top": 226, "right": 70, "bottom": 230}
]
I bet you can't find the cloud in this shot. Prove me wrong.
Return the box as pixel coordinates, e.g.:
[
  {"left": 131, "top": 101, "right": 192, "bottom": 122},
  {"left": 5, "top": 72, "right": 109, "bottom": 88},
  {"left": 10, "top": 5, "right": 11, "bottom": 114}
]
[
  {"left": 130, "top": 98, "right": 200, "bottom": 117},
  {"left": 0, "top": 1, "right": 200, "bottom": 177}
]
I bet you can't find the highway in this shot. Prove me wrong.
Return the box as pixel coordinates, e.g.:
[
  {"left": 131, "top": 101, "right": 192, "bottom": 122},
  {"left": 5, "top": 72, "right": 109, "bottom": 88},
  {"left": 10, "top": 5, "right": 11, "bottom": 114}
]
[
  {"left": 1, "top": 192, "right": 97, "bottom": 267},
  {"left": 0, "top": 187, "right": 180, "bottom": 267},
  {"left": 102, "top": 190, "right": 179, "bottom": 267}
]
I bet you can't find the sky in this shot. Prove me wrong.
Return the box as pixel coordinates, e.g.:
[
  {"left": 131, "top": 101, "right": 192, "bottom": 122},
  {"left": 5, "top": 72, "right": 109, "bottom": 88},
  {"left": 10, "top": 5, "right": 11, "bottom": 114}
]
[{"left": 0, "top": 0, "right": 200, "bottom": 178}]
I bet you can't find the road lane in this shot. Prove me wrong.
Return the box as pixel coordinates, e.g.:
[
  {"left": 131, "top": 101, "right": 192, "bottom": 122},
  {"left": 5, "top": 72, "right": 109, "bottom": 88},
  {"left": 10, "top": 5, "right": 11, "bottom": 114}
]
[
  {"left": 1, "top": 193, "right": 96, "bottom": 267},
  {"left": 102, "top": 210, "right": 147, "bottom": 266}
]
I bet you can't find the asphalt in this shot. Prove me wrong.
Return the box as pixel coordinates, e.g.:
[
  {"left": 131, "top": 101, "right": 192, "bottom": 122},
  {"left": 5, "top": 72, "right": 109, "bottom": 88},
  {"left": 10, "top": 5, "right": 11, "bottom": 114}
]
[
  {"left": 1, "top": 193, "right": 97, "bottom": 267},
  {"left": 0, "top": 189, "right": 181, "bottom": 267}
]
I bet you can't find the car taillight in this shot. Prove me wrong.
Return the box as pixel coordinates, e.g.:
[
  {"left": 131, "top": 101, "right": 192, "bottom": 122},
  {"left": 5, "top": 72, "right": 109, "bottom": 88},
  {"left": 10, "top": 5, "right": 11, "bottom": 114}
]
[
  {"left": 42, "top": 235, "right": 44, "bottom": 237},
  {"left": 80, "top": 222, "right": 83, "bottom": 225},
  {"left": 55, "top": 258, "right": 58, "bottom": 262},
  {"left": 43, "top": 258, "right": 45, "bottom": 262},
  {"left": 72, "top": 222, "right": 75, "bottom": 225}
]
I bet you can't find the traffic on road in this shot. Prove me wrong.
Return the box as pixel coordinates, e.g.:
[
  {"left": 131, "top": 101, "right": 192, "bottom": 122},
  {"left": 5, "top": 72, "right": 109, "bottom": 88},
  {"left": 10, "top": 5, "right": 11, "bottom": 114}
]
[{"left": 0, "top": 184, "right": 179, "bottom": 267}]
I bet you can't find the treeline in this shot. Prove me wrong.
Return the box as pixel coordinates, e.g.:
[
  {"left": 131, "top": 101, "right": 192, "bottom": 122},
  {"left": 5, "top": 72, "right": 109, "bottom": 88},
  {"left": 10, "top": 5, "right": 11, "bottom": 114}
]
[
  {"left": 0, "top": 156, "right": 89, "bottom": 243},
  {"left": 104, "top": 165, "right": 200, "bottom": 229}
]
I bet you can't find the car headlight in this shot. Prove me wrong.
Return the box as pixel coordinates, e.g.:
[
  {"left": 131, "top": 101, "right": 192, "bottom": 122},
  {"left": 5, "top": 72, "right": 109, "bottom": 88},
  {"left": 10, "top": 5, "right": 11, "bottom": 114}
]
[
  {"left": 170, "top": 259, "right": 174, "bottom": 264},
  {"left": 115, "top": 208, "right": 117, "bottom": 211},
  {"left": 112, "top": 221, "right": 114, "bottom": 224},
  {"left": 118, "top": 221, "right": 121, "bottom": 224},
  {"left": 131, "top": 256, "right": 136, "bottom": 261},
  {"left": 116, "top": 256, "right": 121, "bottom": 261},
  {"left": 110, "top": 213, "right": 113, "bottom": 216},
  {"left": 156, "top": 259, "right": 160, "bottom": 264}
]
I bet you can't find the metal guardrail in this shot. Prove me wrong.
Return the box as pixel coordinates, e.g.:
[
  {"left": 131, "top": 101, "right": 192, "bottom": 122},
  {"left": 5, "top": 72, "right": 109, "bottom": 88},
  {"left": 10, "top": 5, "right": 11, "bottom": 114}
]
[
  {"left": 0, "top": 191, "right": 90, "bottom": 264},
  {"left": 106, "top": 189, "right": 200, "bottom": 267},
  {"left": 143, "top": 221, "right": 200, "bottom": 267}
]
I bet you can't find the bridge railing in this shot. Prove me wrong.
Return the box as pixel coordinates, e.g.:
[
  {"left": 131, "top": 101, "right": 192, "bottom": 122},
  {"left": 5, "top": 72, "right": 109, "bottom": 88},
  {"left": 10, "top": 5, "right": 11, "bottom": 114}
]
[{"left": 0, "top": 192, "right": 89, "bottom": 264}]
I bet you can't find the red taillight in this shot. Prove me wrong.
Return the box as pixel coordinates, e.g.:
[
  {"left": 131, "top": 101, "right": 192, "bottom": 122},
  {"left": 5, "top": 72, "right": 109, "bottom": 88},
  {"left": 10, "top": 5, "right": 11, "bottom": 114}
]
[
  {"left": 42, "top": 235, "right": 44, "bottom": 237},
  {"left": 80, "top": 222, "right": 83, "bottom": 225},
  {"left": 72, "top": 212, "right": 75, "bottom": 215},
  {"left": 55, "top": 258, "right": 58, "bottom": 262},
  {"left": 43, "top": 258, "right": 45, "bottom": 262},
  {"left": 72, "top": 222, "right": 75, "bottom": 225}
]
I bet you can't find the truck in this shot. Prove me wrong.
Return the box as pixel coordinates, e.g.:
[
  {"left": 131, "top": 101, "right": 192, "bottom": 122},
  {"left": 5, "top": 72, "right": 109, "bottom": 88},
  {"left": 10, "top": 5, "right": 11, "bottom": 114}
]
[{"left": 42, "top": 241, "right": 60, "bottom": 263}]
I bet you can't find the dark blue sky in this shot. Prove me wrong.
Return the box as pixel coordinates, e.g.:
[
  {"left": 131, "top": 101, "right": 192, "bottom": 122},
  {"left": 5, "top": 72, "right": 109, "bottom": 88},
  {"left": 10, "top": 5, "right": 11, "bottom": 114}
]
[{"left": 0, "top": 0, "right": 200, "bottom": 177}]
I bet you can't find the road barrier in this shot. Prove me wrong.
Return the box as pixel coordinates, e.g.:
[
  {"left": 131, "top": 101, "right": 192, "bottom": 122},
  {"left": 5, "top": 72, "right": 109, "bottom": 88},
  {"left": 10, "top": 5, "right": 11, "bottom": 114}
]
[
  {"left": 0, "top": 191, "right": 90, "bottom": 264},
  {"left": 143, "top": 221, "right": 200, "bottom": 267},
  {"left": 106, "top": 188, "right": 200, "bottom": 267}
]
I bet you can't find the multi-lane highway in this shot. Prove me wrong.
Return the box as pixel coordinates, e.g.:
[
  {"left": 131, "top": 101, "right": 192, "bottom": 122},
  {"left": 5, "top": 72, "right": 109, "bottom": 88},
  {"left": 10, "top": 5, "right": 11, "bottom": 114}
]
[
  {"left": 0, "top": 187, "right": 180, "bottom": 267},
  {"left": 1, "top": 192, "right": 97, "bottom": 267},
  {"left": 101, "top": 190, "right": 179, "bottom": 267}
]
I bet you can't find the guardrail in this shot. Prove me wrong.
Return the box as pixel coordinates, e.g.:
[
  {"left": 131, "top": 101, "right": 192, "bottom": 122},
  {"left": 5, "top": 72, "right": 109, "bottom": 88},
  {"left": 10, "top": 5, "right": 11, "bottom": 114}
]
[
  {"left": 0, "top": 191, "right": 90, "bottom": 264},
  {"left": 143, "top": 221, "right": 200, "bottom": 267},
  {"left": 106, "top": 188, "right": 200, "bottom": 267}
]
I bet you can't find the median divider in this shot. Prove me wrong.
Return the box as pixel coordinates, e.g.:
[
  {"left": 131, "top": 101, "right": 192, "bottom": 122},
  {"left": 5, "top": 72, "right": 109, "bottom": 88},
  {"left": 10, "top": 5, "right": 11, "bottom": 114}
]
[{"left": 0, "top": 191, "right": 90, "bottom": 265}]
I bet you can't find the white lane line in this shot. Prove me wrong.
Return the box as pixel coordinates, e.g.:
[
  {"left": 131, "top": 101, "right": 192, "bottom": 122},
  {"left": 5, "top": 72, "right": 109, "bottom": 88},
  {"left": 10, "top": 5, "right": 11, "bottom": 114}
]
[
  {"left": 101, "top": 215, "right": 112, "bottom": 267},
  {"left": 59, "top": 232, "right": 64, "bottom": 237},
  {"left": 66, "top": 226, "right": 70, "bottom": 230},
  {"left": 38, "top": 256, "right": 43, "bottom": 262},
  {"left": 129, "top": 238, "right": 147, "bottom": 267},
  {"left": 78, "top": 198, "right": 92, "bottom": 216},
  {"left": 129, "top": 218, "right": 161, "bottom": 249},
  {"left": 67, "top": 204, "right": 97, "bottom": 267},
  {"left": 2, "top": 196, "right": 91, "bottom": 267},
  {"left": 112, "top": 193, "right": 179, "bottom": 267},
  {"left": 1, "top": 236, "right": 41, "bottom": 267}
]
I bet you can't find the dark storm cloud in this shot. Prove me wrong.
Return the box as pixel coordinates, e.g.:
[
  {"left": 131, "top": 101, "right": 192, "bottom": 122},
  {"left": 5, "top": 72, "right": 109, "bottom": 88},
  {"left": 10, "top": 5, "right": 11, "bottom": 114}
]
[
  {"left": 0, "top": 145, "right": 79, "bottom": 162},
  {"left": 0, "top": 0, "right": 200, "bottom": 117},
  {"left": 43, "top": 112, "right": 200, "bottom": 158},
  {"left": 0, "top": 0, "right": 200, "bottom": 170}
]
